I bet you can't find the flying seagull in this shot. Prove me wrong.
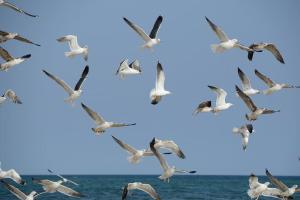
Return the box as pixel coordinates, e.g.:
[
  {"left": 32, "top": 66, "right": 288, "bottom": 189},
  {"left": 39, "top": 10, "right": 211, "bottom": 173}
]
[
  {"left": 0, "top": 0, "right": 38, "bottom": 17},
  {"left": 57, "top": 35, "right": 88, "bottom": 61},
  {"left": 0, "top": 162, "right": 25, "bottom": 185},
  {"left": 81, "top": 103, "right": 136, "bottom": 134},
  {"left": 116, "top": 59, "right": 141, "bottom": 79},
  {"left": 205, "top": 16, "right": 252, "bottom": 53},
  {"left": 1, "top": 181, "right": 45, "bottom": 200},
  {"left": 0, "top": 89, "right": 22, "bottom": 104},
  {"left": 150, "top": 138, "right": 196, "bottom": 183},
  {"left": 232, "top": 124, "right": 254, "bottom": 151},
  {"left": 255, "top": 69, "right": 299, "bottom": 95},
  {"left": 265, "top": 169, "right": 300, "bottom": 199},
  {"left": 42, "top": 66, "right": 89, "bottom": 105},
  {"left": 247, "top": 174, "right": 270, "bottom": 200},
  {"left": 150, "top": 61, "right": 171, "bottom": 105},
  {"left": 123, "top": 16, "right": 162, "bottom": 49},
  {"left": 193, "top": 100, "right": 213, "bottom": 115},
  {"left": 208, "top": 85, "right": 233, "bottom": 113},
  {"left": 153, "top": 138, "right": 185, "bottom": 159},
  {"left": 122, "top": 182, "right": 160, "bottom": 200},
  {"left": 248, "top": 43, "right": 284, "bottom": 64},
  {"left": 237, "top": 67, "right": 260, "bottom": 96},
  {"left": 32, "top": 178, "right": 84, "bottom": 198},
  {"left": 235, "top": 85, "right": 280, "bottom": 121},
  {"left": 0, "top": 30, "right": 40, "bottom": 46},
  {"left": 0, "top": 46, "right": 31, "bottom": 72},
  {"left": 47, "top": 169, "right": 78, "bottom": 186}
]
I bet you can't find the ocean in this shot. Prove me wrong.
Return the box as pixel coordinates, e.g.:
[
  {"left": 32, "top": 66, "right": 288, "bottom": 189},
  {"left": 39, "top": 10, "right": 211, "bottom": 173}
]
[{"left": 0, "top": 175, "right": 299, "bottom": 200}]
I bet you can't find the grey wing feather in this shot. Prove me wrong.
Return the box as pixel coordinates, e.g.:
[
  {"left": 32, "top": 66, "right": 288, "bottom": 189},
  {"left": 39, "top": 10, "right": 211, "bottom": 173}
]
[
  {"left": 0, "top": 46, "right": 14, "bottom": 61},
  {"left": 264, "top": 44, "right": 285, "bottom": 64},
  {"left": 57, "top": 185, "right": 84, "bottom": 198},
  {"left": 123, "top": 17, "right": 151, "bottom": 42},
  {"left": 112, "top": 135, "right": 137, "bottom": 154},
  {"left": 266, "top": 169, "right": 289, "bottom": 192},
  {"left": 129, "top": 60, "right": 141, "bottom": 72},
  {"left": 81, "top": 103, "right": 105, "bottom": 125},
  {"left": 235, "top": 85, "right": 257, "bottom": 112},
  {"left": 134, "top": 183, "right": 160, "bottom": 200},
  {"left": 149, "top": 16, "right": 163, "bottom": 39},
  {"left": 254, "top": 69, "right": 275, "bottom": 88},
  {"left": 3, "top": 2, "right": 38, "bottom": 17},
  {"left": 74, "top": 65, "right": 89, "bottom": 91},
  {"left": 14, "top": 35, "right": 40, "bottom": 46},
  {"left": 150, "top": 138, "right": 169, "bottom": 171},
  {"left": 238, "top": 67, "right": 251, "bottom": 90},
  {"left": 1, "top": 181, "right": 27, "bottom": 200},
  {"left": 205, "top": 17, "right": 229, "bottom": 42},
  {"left": 42, "top": 70, "right": 73, "bottom": 95}
]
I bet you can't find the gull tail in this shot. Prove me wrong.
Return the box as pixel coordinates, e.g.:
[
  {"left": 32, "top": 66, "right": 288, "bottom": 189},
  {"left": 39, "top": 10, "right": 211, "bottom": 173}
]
[
  {"left": 232, "top": 127, "right": 239, "bottom": 134},
  {"left": 210, "top": 44, "right": 225, "bottom": 53}
]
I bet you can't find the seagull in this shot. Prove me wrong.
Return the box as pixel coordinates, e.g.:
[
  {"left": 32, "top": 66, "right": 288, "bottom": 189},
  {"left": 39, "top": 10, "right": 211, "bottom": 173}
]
[
  {"left": 0, "top": 30, "right": 40, "bottom": 46},
  {"left": 153, "top": 138, "right": 185, "bottom": 159},
  {"left": 0, "top": 89, "right": 22, "bottom": 104},
  {"left": 116, "top": 59, "right": 141, "bottom": 79},
  {"left": 208, "top": 85, "right": 233, "bottom": 113},
  {"left": 235, "top": 85, "right": 280, "bottom": 121},
  {"left": 247, "top": 174, "right": 270, "bottom": 200},
  {"left": 122, "top": 182, "right": 160, "bottom": 200},
  {"left": 232, "top": 124, "right": 254, "bottom": 151},
  {"left": 193, "top": 100, "right": 213, "bottom": 115},
  {"left": 32, "top": 178, "right": 84, "bottom": 198},
  {"left": 123, "top": 16, "right": 162, "bottom": 49},
  {"left": 255, "top": 69, "right": 300, "bottom": 95},
  {"left": 237, "top": 67, "right": 260, "bottom": 96},
  {"left": 42, "top": 66, "right": 89, "bottom": 105},
  {"left": 1, "top": 181, "right": 45, "bottom": 200},
  {"left": 81, "top": 103, "right": 136, "bottom": 134},
  {"left": 0, "top": 46, "right": 31, "bottom": 72},
  {"left": 0, "top": 162, "right": 25, "bottom": 185},
  {"left": 150, "top": 61, "right": 171, "bottom": 105},
  {"left": 205, "top": 16, "right": 253, "bottom": 53},
  {"left": 248, "top": 43, "right": 284, "bottom": 64},
  {"left": 150, "top": 138, "right": 196, "bottom": 183},
  {"left": 47, "top": 169, "right": 79, "bottom": 186},
  {"left": 265, "top": 169, "right": 300, "bottom": 199},
  {"left": 0, "top": 0, "right": 38, "bottom": 17},
  {"left": 57, "top": 35, "right": 88, "bottom": 61}
]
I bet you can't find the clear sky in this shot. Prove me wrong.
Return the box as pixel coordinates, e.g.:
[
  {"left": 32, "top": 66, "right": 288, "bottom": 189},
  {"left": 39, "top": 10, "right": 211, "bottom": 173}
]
[{"left": 0, "top": 0, "right": 299, "bottom": 176}]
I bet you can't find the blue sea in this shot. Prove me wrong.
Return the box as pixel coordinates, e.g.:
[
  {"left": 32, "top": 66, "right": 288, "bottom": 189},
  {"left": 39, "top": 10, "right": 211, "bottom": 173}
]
[{"left": 0, "top": 175, "right": 299, "bottom": 200}]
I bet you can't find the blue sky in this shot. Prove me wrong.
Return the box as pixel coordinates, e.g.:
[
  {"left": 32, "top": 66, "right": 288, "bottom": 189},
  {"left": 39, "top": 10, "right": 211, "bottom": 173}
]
[{"left": 0, "top": 0, "right": 299, "bottom": 176}]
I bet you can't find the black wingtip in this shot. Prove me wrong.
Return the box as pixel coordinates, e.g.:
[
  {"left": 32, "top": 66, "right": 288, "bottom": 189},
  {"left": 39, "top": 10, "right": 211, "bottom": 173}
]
[
  {"left": 122, "top": 184, "right": 128, "bottom": 200},
  {"left": 20, "top": 180, "right": 26, "bottom": 185},
  {"left": 21, "top": 54, "right": 31, "bottom": 59},
  {"left": 81, "top": 102, "right": 85, "bottom": 108},
  {"left": 189, "top": 170, "right": 197, "bottom": 174}
]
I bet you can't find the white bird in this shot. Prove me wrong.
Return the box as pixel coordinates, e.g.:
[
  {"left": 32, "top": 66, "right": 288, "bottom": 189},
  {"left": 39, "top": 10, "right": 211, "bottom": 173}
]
[
  {"left": 57, "top": 35, "right": 88, "bottom": 61},
  {"left": 153, "top": 138, "right": 185, "bottom": 159},
  {"left": 43, "top": 66, "right": 89, "bottom": 105},
  {"left": 0, "top": 46, "right": 31, "bottom": 72},
  {"left": 32, "top": 178, "right": 84, "bottom": 198},
  {"left": 0, "top": 89, "right": 22, "bottom": 104},
  {"left": 193, "top": 100, "right": 213, "bottom": 115},
  {"left": 47, "top": 169, "right": 78, "bottom": 186},
  {"left": 122, "top": 182, "right": 160, "bottom": 200},
  {"left": 0, "top": 162, "right": 25, "bottom": 185},
  {"left": 150, "top": 138, "right": 196, "bottom": 183},
  {"left": 205, "top": 16, "right": 253, "bottom": 53},
  {"left": 81, "top": 103, "right": 136, "bottom": 135},
  {"left": 235, "top": 85, "right": 279, "bottom": 121},
  {"left": 1, "top": 181, "right": 44, "bottom": 200},
  {"left": 255, "top": 69, "right": 300, "bottom": 95},
  {"left": 248, "top": 43, "right": 284, "bottom": 64},
  {"left": 247, "top": 174, "right": 270, "bottom": 200},
  {"left": 0, "top": 0, "right": 38, "bottom": 17},
  {"left": 150, "top": 61, "right": 171, "bottom": 105},
  {"left": 0, "top": 30, "right": 40, "bottom": 46},
  {"left": 116, "top": 59, "right": 141, "bottom": 79},
  {"left": 232, "top": 124, "right": 254, "bottom": 151},
  {"left": 208, "top": 85, "right": 233, "bottom": 113},
  {"left": 123, "top": 16, "right": 162, "bottom": 49},
  {"left": 237, "top": 67, "right": 260, "bottom": 96},
  {"left": 265, "top": 169, "right": 300, "bottom": 199}
]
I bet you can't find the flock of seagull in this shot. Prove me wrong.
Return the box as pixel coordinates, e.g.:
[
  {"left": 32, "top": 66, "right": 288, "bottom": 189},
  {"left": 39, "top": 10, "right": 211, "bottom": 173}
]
[{"left": 0, "top": 1, "right": 299, "bottom": 200}]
